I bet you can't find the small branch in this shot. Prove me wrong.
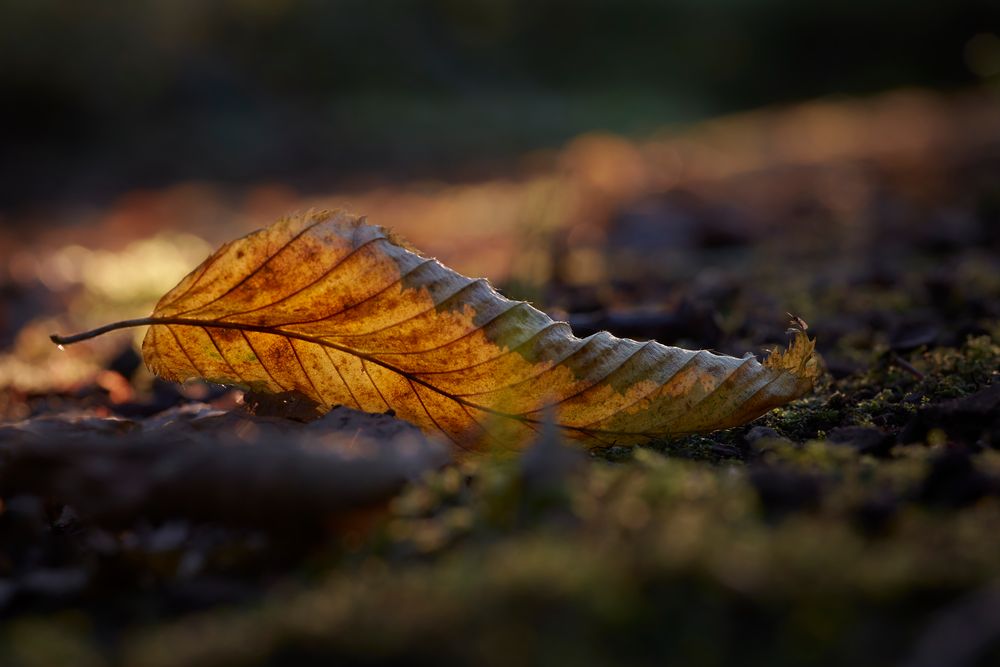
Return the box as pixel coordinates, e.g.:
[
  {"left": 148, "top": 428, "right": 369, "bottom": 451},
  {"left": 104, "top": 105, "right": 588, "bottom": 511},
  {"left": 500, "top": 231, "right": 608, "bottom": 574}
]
[
  {"left": 889, "top": 351, "right": 925, "bottom": 381},
  {"left": 50, "top": 317, "right": 158, "bottom": 346}
]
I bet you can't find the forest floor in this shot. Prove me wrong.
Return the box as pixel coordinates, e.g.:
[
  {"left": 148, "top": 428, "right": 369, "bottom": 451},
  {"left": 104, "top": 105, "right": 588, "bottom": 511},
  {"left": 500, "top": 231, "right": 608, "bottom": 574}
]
[{"left": 1, "top": 90, "right": 999, "bottom": 666}]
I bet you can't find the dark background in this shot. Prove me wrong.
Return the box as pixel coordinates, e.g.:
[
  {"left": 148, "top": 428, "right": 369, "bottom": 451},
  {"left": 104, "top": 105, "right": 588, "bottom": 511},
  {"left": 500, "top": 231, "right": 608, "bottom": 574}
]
[{"left": 2, "top": 0, "right": 999, "bottom": 211}]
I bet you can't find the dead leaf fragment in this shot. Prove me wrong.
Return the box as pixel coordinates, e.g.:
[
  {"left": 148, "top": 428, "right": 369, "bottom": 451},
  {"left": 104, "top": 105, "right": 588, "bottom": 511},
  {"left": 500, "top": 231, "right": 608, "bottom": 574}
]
[
  {"left": 0, "top": 405, "right": 447, "bottom": 527},
  {"left": 62, "top": 210, "right": 820, "bottom": 451}
]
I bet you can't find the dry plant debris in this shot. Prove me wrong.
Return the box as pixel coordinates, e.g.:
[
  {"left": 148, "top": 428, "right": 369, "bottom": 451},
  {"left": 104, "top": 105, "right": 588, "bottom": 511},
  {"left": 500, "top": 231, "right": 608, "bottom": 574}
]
[{"left": 52, "top": 211, "right": 819, "bottom": 451}]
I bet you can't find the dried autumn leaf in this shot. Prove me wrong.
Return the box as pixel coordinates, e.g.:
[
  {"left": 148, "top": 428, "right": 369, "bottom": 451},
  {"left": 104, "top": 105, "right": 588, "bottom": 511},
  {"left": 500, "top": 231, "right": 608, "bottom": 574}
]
[{"left": 53, "top": 210, "right": 819, "bottom": 451}]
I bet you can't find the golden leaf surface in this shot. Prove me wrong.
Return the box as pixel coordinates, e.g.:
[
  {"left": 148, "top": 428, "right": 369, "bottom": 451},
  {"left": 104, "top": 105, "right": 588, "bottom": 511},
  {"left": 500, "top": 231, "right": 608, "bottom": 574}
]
[{"left": 140, "top": 210, "right": 819, "bottom": 451}]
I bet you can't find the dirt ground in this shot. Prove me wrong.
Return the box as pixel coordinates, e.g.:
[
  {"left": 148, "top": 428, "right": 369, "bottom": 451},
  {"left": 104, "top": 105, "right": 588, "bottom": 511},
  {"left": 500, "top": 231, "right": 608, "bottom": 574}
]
[{"left": 1, "top": 90, "right": 999, "bottom": 666}]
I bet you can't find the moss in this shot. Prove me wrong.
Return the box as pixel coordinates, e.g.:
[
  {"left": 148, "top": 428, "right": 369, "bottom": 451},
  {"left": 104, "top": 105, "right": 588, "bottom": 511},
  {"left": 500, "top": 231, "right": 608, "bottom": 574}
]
[
  {"left": 0, "top": 615, "right": 107, "bottom": 667},
  {"left": 114, "top": 443, "right": 1000, "bottom": 667}
]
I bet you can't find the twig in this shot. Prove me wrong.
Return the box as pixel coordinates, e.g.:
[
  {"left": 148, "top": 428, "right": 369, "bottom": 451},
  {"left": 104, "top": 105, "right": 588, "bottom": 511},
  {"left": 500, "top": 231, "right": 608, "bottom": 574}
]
[{"left": 890, "top": 351, "right": 925, "bottom": 381}]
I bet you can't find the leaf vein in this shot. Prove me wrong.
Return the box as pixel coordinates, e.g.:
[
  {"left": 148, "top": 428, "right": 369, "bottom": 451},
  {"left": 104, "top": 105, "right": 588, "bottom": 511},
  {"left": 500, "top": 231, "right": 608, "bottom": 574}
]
[
  {"left": 320, "top": 347, "right": 362, "bottom": 409},
  {"left": 576, "top": 349, "right": 707, "bottom": 430},
  {"left": 172, "top": 215, "right": 347, "bottom": 317},
  {"left": 216, "top": 236, "right": 391, "bottom": 321},
  {"left": 240, "top": 330, "right": 288, "bottom": 392},
  {"left": 273, "top": 257, "right": 439, "bottom": 329}
]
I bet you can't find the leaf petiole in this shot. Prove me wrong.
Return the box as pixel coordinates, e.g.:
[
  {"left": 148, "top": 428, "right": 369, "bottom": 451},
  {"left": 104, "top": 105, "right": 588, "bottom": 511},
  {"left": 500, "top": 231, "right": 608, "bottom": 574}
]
[{"left": 50, "top": 317, "right": 159, "bottom": 346}]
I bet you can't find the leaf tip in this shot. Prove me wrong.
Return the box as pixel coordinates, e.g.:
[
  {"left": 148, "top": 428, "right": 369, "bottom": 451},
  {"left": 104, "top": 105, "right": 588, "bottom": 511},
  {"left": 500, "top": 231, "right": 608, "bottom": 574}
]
[{"left": 765, "top": 328, "right": 821, "bottom": 390}]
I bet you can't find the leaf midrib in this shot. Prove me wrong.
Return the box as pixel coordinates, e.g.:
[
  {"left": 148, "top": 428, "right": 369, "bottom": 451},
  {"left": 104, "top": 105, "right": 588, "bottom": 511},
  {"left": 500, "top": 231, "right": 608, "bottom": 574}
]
[{"left": 147, "top": 316, "right": 683, "bottom": 439}]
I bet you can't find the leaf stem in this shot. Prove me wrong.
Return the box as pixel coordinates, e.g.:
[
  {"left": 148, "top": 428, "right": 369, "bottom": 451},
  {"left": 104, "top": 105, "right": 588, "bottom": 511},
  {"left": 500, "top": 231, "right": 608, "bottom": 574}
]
[{"left": 50, "top": 317, "right": 159, "bottom": 346}]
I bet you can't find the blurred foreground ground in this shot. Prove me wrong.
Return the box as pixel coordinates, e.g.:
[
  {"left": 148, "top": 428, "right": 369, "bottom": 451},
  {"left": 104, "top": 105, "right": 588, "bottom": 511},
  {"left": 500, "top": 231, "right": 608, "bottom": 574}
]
[{"left": 0, "top": 89, "right": 999, "bottom": 666}]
